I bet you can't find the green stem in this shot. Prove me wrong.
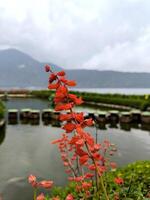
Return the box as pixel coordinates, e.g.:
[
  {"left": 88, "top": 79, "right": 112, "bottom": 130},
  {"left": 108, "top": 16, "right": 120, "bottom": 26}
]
[
  {"left": 34, "top": 189, "right": 37, "bottom": 200},
  {"left": 99, "top": 175, "right": 109, "bottom": 200}
]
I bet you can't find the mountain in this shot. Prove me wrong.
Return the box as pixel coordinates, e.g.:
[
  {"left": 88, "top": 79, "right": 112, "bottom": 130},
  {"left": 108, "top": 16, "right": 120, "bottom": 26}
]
[
  {"left": 66, "top": 69, "right": 150, "bottom": 88},
  {"left": 0, "top": 48, "right": 62, "bottom": 88},
  {"left": 1, "top": 48, "right": 150, "bottom": 88}
]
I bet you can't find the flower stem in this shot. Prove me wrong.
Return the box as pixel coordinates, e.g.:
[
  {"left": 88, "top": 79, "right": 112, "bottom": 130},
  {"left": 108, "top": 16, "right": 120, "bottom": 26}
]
[
  {"left": 99, "top": 175, "right": 109, "bottom": 200},
  {"left": 34, "top": 189, "right": 37, "bottom": 200}
]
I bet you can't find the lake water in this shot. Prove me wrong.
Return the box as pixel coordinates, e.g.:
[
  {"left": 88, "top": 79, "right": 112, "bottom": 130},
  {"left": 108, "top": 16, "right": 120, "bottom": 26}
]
[
  {"left": 0, "top": 98, "right": 150, "bottom": 200},
  {"left": 73, "top": 88, "right": 150, "bottom": 95}
]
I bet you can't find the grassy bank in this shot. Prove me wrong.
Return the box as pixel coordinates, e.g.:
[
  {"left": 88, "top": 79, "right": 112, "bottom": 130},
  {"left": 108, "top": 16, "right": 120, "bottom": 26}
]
[
  {"left": 43, "top": 160, "right": 150, "bottom": 199},
  {"left": 0, "top": 100, "right": 5, "bottom": 119},
  {"left": 29, "top": 90, "right": 150, "bottom": 110}
]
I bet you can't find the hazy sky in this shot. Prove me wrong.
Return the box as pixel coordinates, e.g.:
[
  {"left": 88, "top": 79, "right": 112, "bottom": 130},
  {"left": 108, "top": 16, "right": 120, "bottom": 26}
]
[{"left": 0, "top": 0, "right": 150, "bottom": 72}]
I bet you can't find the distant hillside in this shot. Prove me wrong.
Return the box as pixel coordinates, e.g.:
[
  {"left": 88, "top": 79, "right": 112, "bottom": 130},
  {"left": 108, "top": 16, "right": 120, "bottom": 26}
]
[
  {"left": 1, "top": 48, "right": 150, "bottom": 88},
  {"left": 66, "top": 69, "right": 150, "bottom": 88},
  {"left": 0, "top": 48, "right": 62, "bottom": 88}
]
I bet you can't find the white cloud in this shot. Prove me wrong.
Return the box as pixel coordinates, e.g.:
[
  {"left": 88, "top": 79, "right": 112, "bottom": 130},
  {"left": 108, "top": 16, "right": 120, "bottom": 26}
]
[{"left": 0, "top": 0, "right": 150, "bottom": 72}]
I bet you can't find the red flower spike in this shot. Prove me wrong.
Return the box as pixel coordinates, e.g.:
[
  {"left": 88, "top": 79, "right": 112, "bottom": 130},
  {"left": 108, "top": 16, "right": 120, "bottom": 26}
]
[
  {"left": 45, "top": 65, "right": 51, "bottom": 72},
  {"left": 57, "top": 70, "right": 66, "bottom": 76}
]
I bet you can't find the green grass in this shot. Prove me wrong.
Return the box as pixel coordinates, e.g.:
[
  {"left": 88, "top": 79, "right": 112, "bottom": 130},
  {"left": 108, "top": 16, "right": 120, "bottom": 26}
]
[
  {"left": 43, "top": 161, "right": 150, "bottom": 200},
  {"left": 29, "top": 90, "right": 150, "bottom": 111},
  {"left": 0, "top": 100, "right": 5, "bottom": 119}
]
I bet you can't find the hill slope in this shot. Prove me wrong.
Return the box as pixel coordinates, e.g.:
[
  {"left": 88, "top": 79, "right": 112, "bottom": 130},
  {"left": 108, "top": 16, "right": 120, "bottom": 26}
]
[
  {"left": 0, "top": 48, "right": 150, "bottom": 88},
  {"left": 0, "top": 48, "right": 61, "bottom": 88}
]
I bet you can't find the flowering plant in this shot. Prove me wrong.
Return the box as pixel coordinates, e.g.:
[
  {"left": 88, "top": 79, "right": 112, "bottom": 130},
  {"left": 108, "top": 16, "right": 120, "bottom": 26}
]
[{"left": 29, "top": 65, "right": 120, "bottom": 200}]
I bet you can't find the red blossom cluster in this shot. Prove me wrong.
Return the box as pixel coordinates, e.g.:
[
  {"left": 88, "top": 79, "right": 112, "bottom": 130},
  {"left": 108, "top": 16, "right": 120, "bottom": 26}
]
[
  {"left": 28, "top": 174, "right": 54, "bottom": 200},
  {"left": 43, "top": 65, "right": 118, "bottom": 199},
  {"left": 28, "top": 65, "right": 122, "bottom": 200}
]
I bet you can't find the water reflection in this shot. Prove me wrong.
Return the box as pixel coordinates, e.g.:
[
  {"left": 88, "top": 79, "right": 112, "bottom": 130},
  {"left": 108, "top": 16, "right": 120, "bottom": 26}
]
[
  {"left": 108, "top": 123, "right": 119, "bottom": 129},
  {"left": 120, "top": 123, "right": 131, "bottom": 131},
  {"left": 8, "top": 119, "right": 18, "bottom": 125},
  {"left": 30, "top": 119, "right": 40, "bottom": 126},
  {"left": 0, "top": 121, "right": 150, "bottom": 200}
]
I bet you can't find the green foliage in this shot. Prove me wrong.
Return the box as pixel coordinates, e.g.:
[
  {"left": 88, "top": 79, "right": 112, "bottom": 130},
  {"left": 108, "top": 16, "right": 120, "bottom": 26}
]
[
  {"left": 45, "top": 161, "right": 150, "bottom": 200},
  {"left": 0, "top": 100, "right": 5, "bottom": 119},
  {"left": 30, "top": 90, "right": 150, "bottom": 110},
  {"left": 106, "top": 160, "right": 150, "bottom": 199}
]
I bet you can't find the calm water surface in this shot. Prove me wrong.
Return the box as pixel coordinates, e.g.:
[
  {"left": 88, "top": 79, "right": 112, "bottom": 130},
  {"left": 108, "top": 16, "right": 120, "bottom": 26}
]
[
  {"left": 73, "top": 88, "right": 150, "bottom": 94},
  {"left": 0, "top": 98, "right": 150, "bottom": 200}
]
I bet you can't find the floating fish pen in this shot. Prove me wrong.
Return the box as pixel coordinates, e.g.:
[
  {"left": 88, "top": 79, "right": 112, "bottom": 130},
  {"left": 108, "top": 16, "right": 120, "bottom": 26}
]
[
  {"left": 120, "top": 112, "right": 132, "bottom": 123},
  {"left": 88, "top": 112, "right": 95, "bottom": 120},
  {"left": 130, "top": 110, "right": 141, "bottom": 123},
  {"left": 50, "top": 111, "right": 60, "bottom": 120},
  {"left": 20, "top": 108, "right": 31, "bottom": 119},
  {"left": 95, "top": 111, "right": 107, "bottom": 123},
  {"left": 141, "top": 112, "right": 150, "bottom": 124},
  {"left": 42, "top": 109, "right": 53, "bottom": 120},
  {"left": 8, "top": 109, "right": 18, "bottom": 120},
  {"left": 29, "top": 110, "right": 40, "bottom": 119},
  {"left": 108, "top": 110, "right": 119, "bottom": 123}
]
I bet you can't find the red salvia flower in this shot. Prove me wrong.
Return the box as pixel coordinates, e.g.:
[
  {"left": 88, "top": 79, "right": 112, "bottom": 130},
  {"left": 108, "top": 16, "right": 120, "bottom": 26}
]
[
  {"left": 66, "top": 80, "right": 76, "bottom": 87},
  {"left": 49, "top": 73, "right": 57, "bottom": 83},
  {"left": 55, "top": 103, "right": 73, "bottom": 111},
  {"left": 110, "top": 162, "right": 117, "bottom": 169},
  {"left": 79, "top": 155, "right": 89, "bottom": 165},
  {"left": 28, "top": 174, "right": 37, "bottom": 188},
  {"left": 65, "top": 194, "right": 74, "bottom": 200},
  {"left": 114, "top": 177, "right": 124, "bottom": 185},
  {"left": 44, "top": 66, "right": 116, "bottom": 199},
  {"left": 82, "top": 181, "right": 92, "bottom": 190},
  {"left": 38, "top": 180, "right": 53, "bottom": 189},
  {"left": 48, "top": 82, "right": 60, "bottom": 89},
  {"left": 36, "top": 193, "right": 45, "bottom": 200},
  {"left": 59, "top": 114, "right": 72, "bottom": 121},
  {"left": 57, "top": 70, "right": 66, "bottom": 76},
  {"left": 62, "top": 123, "right": 76, "bottom": 133}
]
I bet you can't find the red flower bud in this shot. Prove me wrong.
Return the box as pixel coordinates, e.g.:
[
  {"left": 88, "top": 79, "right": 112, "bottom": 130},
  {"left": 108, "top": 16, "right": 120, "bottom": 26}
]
[{"left": 45, "top": 65, "right": 51, "bottom": 72}]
